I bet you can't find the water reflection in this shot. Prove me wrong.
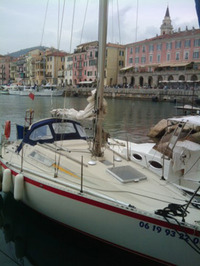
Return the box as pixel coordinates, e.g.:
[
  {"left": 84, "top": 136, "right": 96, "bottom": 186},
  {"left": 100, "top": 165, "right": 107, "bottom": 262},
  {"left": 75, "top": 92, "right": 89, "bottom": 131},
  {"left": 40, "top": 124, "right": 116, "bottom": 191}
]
[
  {"left": 0, "top": 192, "right": 160, "bottom": 266},
  {"left": 0, "top": 95, "right": 176, "bottom": 143}
]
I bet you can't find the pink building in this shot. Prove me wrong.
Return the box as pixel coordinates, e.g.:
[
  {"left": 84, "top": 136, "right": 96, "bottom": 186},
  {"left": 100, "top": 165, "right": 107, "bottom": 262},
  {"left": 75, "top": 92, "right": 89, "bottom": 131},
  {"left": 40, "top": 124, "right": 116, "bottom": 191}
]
[
  {"left": 0, "top": 56, "right": 12, "bottom": 85},
  {"left": 119, "top": 7, "right": 200, "bottom": 88},
  {"left": 73, "top": 41, "right": 98, "bottom": 86}
]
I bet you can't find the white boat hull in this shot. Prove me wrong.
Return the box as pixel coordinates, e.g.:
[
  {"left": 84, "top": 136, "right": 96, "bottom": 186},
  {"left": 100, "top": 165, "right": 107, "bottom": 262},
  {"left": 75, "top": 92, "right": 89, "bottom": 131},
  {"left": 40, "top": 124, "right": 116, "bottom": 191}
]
[
  {"left": 9, "top": 89, "right": 64, "bottom": 96},
  {"left": 1, "top": 163, "right": 199, "bottom": 265}
]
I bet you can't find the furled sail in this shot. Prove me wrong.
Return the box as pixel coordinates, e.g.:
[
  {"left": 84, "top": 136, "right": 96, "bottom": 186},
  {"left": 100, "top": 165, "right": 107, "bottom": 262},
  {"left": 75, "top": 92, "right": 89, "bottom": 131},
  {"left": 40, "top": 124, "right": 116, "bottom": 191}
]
[{"left": 50, "top": 89, "right": 107, "bottom": 120}]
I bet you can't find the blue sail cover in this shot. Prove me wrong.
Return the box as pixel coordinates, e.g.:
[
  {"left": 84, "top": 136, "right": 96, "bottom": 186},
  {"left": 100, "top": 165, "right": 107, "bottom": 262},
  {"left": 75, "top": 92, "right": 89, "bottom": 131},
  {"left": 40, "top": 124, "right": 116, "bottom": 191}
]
[
  {"left": 16, "top": 118, "right": 87, "bottom": 153},
  {"left": 195, "top": 0, "right": 200, "bottom": 27}
]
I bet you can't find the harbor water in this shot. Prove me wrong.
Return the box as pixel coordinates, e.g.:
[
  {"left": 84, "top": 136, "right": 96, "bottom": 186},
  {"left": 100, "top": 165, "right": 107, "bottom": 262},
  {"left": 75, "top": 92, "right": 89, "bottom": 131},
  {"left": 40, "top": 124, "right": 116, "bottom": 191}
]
[{"left": 0, "top": 95, "right": 177, "bottom": 265}]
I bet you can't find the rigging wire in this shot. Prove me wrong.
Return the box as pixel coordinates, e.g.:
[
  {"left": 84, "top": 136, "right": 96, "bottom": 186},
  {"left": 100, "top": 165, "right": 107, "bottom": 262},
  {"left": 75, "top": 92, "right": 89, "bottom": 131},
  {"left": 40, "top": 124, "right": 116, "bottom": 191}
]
[
  {"left": 57, "top": 0, "right": 60, "bottom": 49},
  {"left": 116, "top": 0, "right": 121, "bottom": 44},
  {"left": 40, "top": 0, "right": 49, "bottom": 46},
  {"left": 135, "top": 0, "right": 139, "bottom": 42},
  {"left": 111, "top": 0, "right": 113, "bottom": 43},
  {"left": 80, "top": 0, "right": 89, "bottom": 44},
  {"left": 58, "top": 0, "right": 66, "bottom": 49},
  {"left": 70, "top": 0, "right": 76, "bottom": 53}
]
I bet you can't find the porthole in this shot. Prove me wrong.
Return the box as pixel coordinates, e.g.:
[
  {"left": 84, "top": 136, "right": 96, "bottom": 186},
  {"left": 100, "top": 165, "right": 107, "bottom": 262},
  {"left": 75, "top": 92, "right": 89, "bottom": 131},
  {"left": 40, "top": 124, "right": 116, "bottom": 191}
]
[
  {"left": 132, "top": 153, "right": 142, "bottom": 161},
  {"left": 149, "top": 160, "right": 162, "bottom": 169}
]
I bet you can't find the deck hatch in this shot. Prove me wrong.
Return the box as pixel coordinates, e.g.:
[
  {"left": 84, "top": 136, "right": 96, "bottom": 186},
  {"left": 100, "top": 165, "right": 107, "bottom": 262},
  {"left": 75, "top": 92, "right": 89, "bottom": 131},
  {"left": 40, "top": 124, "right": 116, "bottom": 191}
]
[
  {"left": 107, "top": 165, "right": 147, "bottom": 183},
  {"left": 29, "top": 151, "right": 54, "bottom": 167}
]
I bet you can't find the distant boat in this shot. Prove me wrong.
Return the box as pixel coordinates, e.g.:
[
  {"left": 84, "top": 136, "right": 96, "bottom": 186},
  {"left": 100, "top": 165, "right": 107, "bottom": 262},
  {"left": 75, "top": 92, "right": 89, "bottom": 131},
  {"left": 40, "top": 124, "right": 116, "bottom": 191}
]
[
  {"left": 0, "top": 86, "right": 9, "bottom": 95},
  {"left": 8, "top": 85, "right": 64, "bottom": 97}
]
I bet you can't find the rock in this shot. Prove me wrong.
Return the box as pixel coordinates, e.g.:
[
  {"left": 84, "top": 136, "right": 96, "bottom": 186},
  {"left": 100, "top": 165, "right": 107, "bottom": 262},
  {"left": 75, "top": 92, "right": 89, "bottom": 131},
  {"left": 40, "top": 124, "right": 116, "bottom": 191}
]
[
  {"left": 186, "top": 131, "right": 200, "bottom": 144},
  {"left": 148, "top": 119, "right": 168, "bottom": 138}
]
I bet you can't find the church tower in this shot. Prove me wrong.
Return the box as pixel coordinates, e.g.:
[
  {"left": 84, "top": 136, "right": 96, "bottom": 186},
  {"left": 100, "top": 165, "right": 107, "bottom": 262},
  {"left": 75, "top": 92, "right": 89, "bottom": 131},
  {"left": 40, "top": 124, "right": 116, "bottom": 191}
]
[{"left": 160, "top": 6, "right": 173, "bottom": 35}]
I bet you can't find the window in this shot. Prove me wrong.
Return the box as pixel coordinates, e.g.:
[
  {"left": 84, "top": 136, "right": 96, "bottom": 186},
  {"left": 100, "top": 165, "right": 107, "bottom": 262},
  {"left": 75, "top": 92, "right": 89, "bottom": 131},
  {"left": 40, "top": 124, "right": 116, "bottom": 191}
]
[
  {"left": 53, "top": 122, "right": 76, "bottom": 134},
  {"left": 184, "top": 40, "right": 191, "bottom": 48},
  {"left": 149, "top": 55, "right": 153, "bottom": 63},
  {"left": 119, "top": 60, "right": 124, "bottom": 66},
  {"left": 76, "top": 124, "right": 86, "bottom": 138},
  {"left": 194, "top": 39, "right": 200, "bottom": 47},
  {"left": 167, "top": 53, "right": 170, "bottom": 61},
  {"left": 149, "top": 44, "right": 154, "bottom": 52},
  {"left": 176, "top": 52, "right": 180, "bottom": 60},
  {"left": 142, "top": 46, "right": 146, "bottom": 52},
  {"left": 29, "top": 125, "right": 53, "bottom": 141},
  {"left": 157, "top": 54, "right": 161, "bottom": 62},
  {"left": 135, "top": 46, "right": 140, "bottom": 53},
  {"left": 129, "top": 58, "right": 133, "bottom": 64},
  {"left": 135, "top": 57, "right": 139, "bottom": 63},
  {"left": 193, "top": 51, "right": 199, "bottom": 59},
  {"left": 87, "top": 71, "right": 92, "bottom": 76},
  {"left": 166, "top": 42, "right": 172, "bottom": 50},
  {"left": 157, "top": 43, "right": 162, "bottom": 51},
  {"left": 175, "top": 41, "right": 181, "bottom": 49},
  {"left": 130, "top": 47, "right": 133, "bottom": 54},
  {"left": 141, "top": 56, "right": 146, "bottom": 63},
  {"left": 67, "top": 56, "right": 73, "bottom": 62},
  {"left": 119, "top": 50, "right": 124, "bottom": 56},
  {"left": 184, "top": 51, "right": 189, "bottom": 60},
  {"left": 89, "top": 60, "right": 96, "bottom": 66}
]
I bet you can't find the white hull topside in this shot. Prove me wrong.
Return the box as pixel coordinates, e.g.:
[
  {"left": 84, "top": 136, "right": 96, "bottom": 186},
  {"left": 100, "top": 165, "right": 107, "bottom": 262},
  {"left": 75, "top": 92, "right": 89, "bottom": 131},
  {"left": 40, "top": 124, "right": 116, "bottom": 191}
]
[
  {"left": 1, "top": 136, "right": 200, "bottom": 265},
  {"left": 8, "top": 89, "right": 64, "bottom": 97}
]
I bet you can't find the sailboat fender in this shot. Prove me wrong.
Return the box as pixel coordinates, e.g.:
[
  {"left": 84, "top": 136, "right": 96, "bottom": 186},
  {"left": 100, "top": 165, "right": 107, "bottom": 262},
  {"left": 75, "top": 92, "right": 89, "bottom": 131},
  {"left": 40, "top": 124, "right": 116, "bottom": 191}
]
[
  {"left": 14, "top": 174, "right": 24, "bottom": 201},
  {"left": 2, "top": 169, "right": 12, "bottom": 193},
  {"left": 4, "top": 120, "right": 11, "bottom": 139}
]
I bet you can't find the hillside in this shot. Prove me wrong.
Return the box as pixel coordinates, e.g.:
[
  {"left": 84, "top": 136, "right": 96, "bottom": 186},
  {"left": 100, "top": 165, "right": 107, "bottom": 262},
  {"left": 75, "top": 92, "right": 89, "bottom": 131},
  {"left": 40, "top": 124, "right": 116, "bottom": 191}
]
[{"left": 7, "top": 46, "right": 48, "bottom": 58}]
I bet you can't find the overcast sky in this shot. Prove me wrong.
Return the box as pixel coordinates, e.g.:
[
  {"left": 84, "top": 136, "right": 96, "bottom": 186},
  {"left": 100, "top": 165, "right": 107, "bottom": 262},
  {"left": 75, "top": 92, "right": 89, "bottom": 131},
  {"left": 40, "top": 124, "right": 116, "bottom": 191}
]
[{"left": 0, "top": 0, "right": 199, "bottom": 55}]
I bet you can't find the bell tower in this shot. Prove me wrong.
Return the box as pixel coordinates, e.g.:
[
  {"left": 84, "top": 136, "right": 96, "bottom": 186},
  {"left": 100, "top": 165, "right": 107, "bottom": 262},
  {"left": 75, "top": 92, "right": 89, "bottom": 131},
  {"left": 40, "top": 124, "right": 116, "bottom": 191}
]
[{"left": 160, "top": 6, "right": 173, "bottom": 35}]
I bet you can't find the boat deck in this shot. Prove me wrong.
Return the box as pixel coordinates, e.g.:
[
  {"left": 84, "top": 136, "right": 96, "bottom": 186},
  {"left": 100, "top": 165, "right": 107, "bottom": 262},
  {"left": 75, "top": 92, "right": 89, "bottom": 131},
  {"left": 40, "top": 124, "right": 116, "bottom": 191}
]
[{"left": 2, "top": 139, "right": 200, "bottom": 227}]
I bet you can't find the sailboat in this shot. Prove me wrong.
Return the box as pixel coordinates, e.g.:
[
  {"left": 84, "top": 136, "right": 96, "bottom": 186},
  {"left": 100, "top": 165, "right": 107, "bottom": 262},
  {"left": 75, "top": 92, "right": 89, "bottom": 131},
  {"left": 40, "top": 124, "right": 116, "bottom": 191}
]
[
  {"left": 109, "top": 115, "right": 200, "bottom": 195},
  {"left": 0, "top": 1, "right": 200, "bottom": 265}
]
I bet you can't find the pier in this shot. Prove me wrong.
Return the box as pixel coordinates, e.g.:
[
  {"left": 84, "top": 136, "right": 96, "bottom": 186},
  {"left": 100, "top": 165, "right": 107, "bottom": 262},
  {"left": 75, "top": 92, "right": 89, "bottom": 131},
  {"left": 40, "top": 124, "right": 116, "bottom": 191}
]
[{"left": 64, "top": 87, "right": 200, "bottom": 103}]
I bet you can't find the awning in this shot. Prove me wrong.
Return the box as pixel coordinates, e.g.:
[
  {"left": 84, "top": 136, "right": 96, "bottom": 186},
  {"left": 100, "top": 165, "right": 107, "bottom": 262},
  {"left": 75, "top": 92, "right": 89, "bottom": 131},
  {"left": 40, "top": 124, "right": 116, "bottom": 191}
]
[
  {"left": 78, "top": 81, "right": 94, "bottom": 84},
  {"left": 158, "top": 62, "right": 192, "bottom": 68},
  {"left": 120, "top": 66, "right": 134, "bottom": 71},
  {"left": 168, "top": 115, "right": 200, "bottom": 126}
]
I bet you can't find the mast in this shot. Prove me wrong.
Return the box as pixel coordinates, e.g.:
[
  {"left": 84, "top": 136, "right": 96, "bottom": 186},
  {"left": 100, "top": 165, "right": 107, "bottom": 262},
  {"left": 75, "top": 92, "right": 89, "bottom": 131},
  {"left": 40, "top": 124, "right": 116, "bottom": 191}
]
[{"left": 93, "top": 0, "right": 108, "bottom": 157}]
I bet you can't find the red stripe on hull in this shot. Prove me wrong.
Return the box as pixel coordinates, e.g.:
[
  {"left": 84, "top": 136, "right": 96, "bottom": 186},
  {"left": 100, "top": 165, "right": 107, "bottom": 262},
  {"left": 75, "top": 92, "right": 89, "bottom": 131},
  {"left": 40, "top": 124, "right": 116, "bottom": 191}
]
[{"left": 1, "top": 162, "right": 199, "bottom": 237}]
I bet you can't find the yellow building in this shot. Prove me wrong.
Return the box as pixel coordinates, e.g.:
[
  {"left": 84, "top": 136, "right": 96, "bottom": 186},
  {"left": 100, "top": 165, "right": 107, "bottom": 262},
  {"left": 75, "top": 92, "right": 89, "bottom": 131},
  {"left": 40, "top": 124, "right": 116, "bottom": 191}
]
[
  {"left": 105, "top": 43, "right": 125, "bottom": 87},
  {"left": 46, "top": 51, "right": 68, "bottom": 85}
]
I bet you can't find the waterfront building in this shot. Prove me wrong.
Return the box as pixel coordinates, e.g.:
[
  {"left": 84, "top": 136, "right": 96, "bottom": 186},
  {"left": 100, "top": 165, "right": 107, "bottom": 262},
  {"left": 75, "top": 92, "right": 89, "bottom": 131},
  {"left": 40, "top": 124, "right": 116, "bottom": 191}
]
[
  {"left": 65, "top": 54, "right": 73, "bottom": 86},
  {"left": 105, "top": 43, "right": 125, "bottom": 87},
  {"left": 14, "top": 56, "right": 27, "bottom": 85},
  {"left": 118, "top": 7, "right": 200, "bottom": 89},
  {"left": 73, "top": 41, "right": 98, "bottom": 87},
  {"left": 26, "top": 49, "right": 44, "bottom": 86},
  {"left": 45, "top": 50, "right": 68, "bottom": 85},
  {"left": 35, "top": 52, "right": 46, "bottom": 85},
  {"left": 0, "top": 56, "right": 12, "bottom": 85},
  {"left": 73, "top": 41, "right": 125, "bottom": 88}
]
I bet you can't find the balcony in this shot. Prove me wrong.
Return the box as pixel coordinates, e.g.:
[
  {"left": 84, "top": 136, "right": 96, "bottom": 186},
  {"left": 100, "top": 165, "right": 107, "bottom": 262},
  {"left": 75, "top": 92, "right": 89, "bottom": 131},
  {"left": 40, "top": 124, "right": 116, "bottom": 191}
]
[{"left": 58, "top": 70, "right": 64, "bottom": 77}]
